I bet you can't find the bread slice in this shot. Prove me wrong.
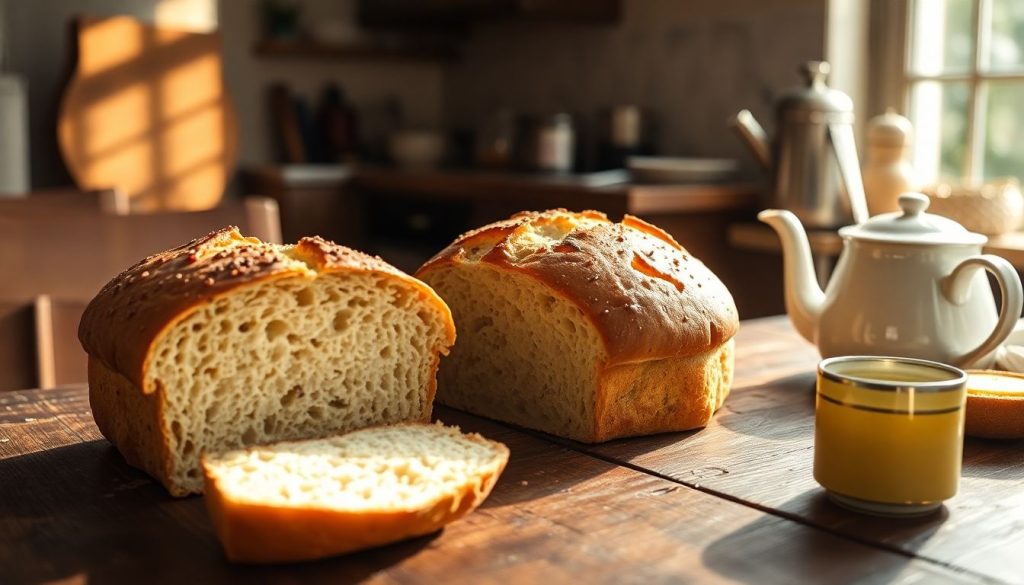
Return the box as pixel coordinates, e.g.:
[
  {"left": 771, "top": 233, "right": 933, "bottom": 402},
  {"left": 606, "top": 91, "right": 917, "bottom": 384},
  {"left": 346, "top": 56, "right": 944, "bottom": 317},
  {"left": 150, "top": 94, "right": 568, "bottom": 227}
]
[
  {"left": 416, "top": 210, "right": 738, "bottom": 443},
  {"left": 80, "top": 228, "right": 456, "bottom": 496},
  {"left": 201, "top": 423, "right": 509, "bottom": 563}
]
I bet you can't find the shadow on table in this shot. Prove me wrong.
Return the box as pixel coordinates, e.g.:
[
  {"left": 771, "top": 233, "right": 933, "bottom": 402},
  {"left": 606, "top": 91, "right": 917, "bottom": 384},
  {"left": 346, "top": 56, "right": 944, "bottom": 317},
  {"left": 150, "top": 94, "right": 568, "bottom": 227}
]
[
  {"left": 703, "top": 371, "right": 817, "bottom": 442},
  {"left": 507, "top": 371, "right": 819, "bottom": 477},
  {"left": 700, "top": 489, "right": 950, "bottom": 584},
  {"left": 0, "top": 440, "right": 454, "bottom": 585},
  {"left": 434, "top": 406, "right": 612, "bottom": 508},
  {"left": 961, "top": 436, "right": 1024, "bottom": 480}
]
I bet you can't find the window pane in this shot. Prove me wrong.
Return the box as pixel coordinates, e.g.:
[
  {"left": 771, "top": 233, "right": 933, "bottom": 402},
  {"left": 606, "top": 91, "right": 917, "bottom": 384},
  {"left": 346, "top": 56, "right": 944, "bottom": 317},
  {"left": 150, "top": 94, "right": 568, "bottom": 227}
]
[
  {"left": 982, "top": 82, "right": 1024, "bottom": 180},
  {"left": 908, "top": 81, "right": 970, "bottom": 181},
  {"left": 909, "top": 0, "right": 975, "bottom": 75},
  {"left": 985, "top": 0, "right": 1024, "bottom": 71}
]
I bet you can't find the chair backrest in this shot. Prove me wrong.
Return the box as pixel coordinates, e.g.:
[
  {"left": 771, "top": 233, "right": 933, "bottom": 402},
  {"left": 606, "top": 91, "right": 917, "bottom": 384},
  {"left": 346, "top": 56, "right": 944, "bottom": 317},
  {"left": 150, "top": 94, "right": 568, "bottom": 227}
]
[
  {"left": 0, "top": 187, "right": 128, "bottom": 215},
  {"left": 0, "top": 194, "right": 280, "bottom": 389},
  {"left": 0, "top": 300, "right": 39, "bottom": 391},
  {"left": 0, "top": 195, "right": 280, "bottom": 302}
]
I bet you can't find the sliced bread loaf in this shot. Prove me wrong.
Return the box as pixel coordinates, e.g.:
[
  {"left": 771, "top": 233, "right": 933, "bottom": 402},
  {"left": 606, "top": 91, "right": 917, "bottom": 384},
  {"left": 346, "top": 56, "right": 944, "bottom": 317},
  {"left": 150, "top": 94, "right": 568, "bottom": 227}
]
[
  {"left": 202, "top": 423, "right": 509, "bottom": 563},
  {"left": 416, "top": 210, "right": 738, "bottom": 443},
  {"left": 79, "top": 228, "right": 455, "bottom": 496}
]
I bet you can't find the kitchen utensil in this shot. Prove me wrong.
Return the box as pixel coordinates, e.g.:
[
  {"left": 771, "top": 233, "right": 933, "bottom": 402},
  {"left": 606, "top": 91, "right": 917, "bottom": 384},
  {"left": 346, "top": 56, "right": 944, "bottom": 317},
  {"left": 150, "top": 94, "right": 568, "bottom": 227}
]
[
  {"left": 536, "top": 113, "right": 575, "bottom": 173},
  {"left": 732, "top": 61, "right": 869, "bottom": 229},
  {"left": 0, "top": 74, "right": 28, "bottom": 195},
  {"left": 476, "top": 108, "right": 516, "bottom": 169},
  {"left": 627, "top": 157, "right": 738, "bottom": 184},
  {"left": 759, "top": 192, "right": 1024, "bottom": 369},
  {"left": 922, "top": 179, "right": 1024, "bottom": 236},
  {"left": 815, "top": 356, "right": 967, "bottom": 517},
  {"left": 598, "top": 105, "right": 648, "bottom": 169},
  {"left": 863, "top": 109, "right": 919, "bottom": 215}
]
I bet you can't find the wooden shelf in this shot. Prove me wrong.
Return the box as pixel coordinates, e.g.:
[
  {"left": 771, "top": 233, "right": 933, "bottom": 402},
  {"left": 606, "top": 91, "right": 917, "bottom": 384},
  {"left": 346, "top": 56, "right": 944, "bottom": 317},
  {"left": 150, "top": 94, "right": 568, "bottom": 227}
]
[{"left": 252, "top": 39, "right": 458, "bottom": 62}]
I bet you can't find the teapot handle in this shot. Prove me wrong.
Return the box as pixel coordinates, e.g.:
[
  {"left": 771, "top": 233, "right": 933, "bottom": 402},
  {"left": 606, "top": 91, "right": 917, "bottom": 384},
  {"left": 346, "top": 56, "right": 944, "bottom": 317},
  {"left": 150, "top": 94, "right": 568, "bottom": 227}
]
[{"left": 943, "top": 254, "right": 1024, "bottom": 368}]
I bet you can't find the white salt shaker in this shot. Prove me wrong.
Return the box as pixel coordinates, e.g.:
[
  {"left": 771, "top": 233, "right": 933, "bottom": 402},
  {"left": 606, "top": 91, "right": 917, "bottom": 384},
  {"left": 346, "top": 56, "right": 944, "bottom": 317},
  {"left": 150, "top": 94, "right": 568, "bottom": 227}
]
[{"left": 863, "top": 109, "right": 919, "bottom": 215}]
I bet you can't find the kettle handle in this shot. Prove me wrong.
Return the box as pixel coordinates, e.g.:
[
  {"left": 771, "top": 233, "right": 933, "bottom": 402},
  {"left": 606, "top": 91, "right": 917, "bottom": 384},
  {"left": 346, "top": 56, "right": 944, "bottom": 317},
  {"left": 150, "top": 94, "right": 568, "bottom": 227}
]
[
  {"left": 827, "top": 123, "right": 870, "bottom": 224},
  {"left": 943, "top": 254, "right": 1024, "bottom": 368}
]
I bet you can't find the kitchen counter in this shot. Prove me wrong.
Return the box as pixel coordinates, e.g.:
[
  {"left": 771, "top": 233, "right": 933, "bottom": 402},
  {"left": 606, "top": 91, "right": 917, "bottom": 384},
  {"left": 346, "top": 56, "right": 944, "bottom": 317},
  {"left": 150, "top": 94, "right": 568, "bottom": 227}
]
[
  {"left": 2, "top": 317, "right": 1021, "bottom": 583},
  {"left": 351, "top": 167, "right": 760, "bottom": 215},
  {"left": 729, "top": 222, "right": 1024, "bottom": 271},
  {"left": 243, "top": 165, "right": 782, "bottom": 317}
]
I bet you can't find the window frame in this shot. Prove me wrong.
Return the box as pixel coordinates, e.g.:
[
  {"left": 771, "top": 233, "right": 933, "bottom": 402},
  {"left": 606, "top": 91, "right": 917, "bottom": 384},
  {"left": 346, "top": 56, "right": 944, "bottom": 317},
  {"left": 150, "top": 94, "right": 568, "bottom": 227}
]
[{"left": 873, "top": 0, "right": 1024, "bottom": 182}]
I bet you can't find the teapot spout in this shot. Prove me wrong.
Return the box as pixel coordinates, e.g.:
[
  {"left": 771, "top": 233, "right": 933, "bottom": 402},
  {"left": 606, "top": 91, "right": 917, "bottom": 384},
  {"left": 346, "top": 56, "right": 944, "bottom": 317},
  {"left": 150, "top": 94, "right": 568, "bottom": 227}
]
[
  {"left": 758, "top": 209, "right": 825, "bottom": 345},
  {"left": 731, "top": 110, "right": 772, "bottom": 169}
]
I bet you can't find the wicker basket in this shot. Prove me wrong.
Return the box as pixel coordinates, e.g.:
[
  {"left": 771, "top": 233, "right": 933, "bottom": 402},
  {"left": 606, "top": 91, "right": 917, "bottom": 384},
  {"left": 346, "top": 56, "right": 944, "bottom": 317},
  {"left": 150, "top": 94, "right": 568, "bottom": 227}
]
[{"left": 922, "top": 179, "right": 1024, "bottom": 236}]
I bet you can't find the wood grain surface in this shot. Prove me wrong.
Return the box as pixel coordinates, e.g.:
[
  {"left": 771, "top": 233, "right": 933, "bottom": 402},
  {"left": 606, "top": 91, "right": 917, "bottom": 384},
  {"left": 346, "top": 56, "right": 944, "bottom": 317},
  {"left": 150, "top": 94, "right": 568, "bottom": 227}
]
[
  {"left": 0, "top": 318, "right": 1019, "bottom": 584},
  {"left": 554, "top": 317, "right": 1024, "bottom": 585}
]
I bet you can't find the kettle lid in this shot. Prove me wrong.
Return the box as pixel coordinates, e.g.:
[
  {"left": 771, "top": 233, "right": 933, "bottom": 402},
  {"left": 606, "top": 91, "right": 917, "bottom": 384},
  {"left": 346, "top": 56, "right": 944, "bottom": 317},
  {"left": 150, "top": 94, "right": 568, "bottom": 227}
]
[
  {"left": 839, "top": 193, "right": 987, "bottom": 245},
  {"left": 777, "top": 61, "right": 853, "bottom": 118}
]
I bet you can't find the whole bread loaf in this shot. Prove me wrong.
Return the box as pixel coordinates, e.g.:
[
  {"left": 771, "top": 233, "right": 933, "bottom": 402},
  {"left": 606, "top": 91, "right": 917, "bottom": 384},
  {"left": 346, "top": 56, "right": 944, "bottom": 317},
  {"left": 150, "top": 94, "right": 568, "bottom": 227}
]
[
  {"left": 79, "top": 228, "right": 455, "bottom": 496},
  {"left": 202, "top": 423, "right": 509, "bottom": 563},
  {"left": 416, "top": 209, "right": 738, "bottom": 442}
]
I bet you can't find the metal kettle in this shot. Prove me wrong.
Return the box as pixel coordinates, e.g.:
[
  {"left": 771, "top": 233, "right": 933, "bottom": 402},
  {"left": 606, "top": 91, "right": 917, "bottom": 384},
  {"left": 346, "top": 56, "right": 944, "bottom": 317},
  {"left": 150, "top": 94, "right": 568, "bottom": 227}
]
[{"left": 732, "top": 61, "right": 869, "bottom": 229}]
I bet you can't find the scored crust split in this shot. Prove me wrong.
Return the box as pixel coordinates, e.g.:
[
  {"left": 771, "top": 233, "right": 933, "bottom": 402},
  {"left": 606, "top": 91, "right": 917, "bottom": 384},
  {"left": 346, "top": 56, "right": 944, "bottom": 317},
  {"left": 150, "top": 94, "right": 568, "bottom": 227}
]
[
  {"left": 79, "top": 227, "right": 456, "bottom": 496},
  {"left": 416, "top": 209, "right": 739, "bottom": 442}
]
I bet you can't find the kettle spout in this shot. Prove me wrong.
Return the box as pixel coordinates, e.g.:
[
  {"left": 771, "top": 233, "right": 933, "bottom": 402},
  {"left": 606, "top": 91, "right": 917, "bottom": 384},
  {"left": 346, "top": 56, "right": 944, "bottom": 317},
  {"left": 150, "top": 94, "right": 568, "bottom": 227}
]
[
  {"left": 758, "top": 209, "right": 825, "bottom": 345},
  {"left": 731, "top": 110, "right": 771, "bottom": 169}
]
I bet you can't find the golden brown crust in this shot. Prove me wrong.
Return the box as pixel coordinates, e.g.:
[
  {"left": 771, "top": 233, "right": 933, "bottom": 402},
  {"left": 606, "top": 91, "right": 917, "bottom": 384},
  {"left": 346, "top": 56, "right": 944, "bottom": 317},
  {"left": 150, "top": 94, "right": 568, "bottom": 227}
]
[
  {"left": 592, "top": 339, "right": 734, "bottom": 442},
  {"left": 963, "top": 370, "right": 1024, "bottom": 440},
  {"left": 79, "top": 227, "right": 456, "bottom": 393},
  {"left": 80, "top": 228, "right": 457, "bottom": 496},
  {"left": 78, "top": 228, "right": 301, "bottom": 391},
  {"left": 965, "top": 393, "right": 1024, "bottom": 440},
  {"left": 417, "top": 209, "right": 739, "bottom": 366},
  {"left": 201, "top": 431, "right": 509, "bottom": 564},
  {"left": 88, "top": 357, "right": 181, "bottom": 494}
]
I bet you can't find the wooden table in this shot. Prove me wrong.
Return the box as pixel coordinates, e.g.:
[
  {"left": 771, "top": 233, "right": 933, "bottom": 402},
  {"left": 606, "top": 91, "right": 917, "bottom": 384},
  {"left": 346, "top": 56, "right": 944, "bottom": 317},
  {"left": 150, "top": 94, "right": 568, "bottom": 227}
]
[{"left": 2, "top": 317, "right": 1021, "bottom": 584}]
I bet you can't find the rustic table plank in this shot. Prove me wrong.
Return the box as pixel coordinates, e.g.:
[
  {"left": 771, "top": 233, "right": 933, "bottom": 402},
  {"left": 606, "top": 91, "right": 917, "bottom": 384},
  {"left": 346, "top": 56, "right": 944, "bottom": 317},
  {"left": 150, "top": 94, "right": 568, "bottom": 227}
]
[
  {"left": 0, "top": 386, "right": 978, "bottom": 585},
  {"left": 551, "top": 317, "right": 1024, "bottom": 585}
]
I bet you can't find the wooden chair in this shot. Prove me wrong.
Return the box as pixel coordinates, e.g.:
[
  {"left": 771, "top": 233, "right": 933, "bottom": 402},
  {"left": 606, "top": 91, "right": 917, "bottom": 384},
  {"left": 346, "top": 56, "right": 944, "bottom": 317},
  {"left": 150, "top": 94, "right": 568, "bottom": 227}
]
[
  {"left": 0, "top": 192, "right": 281, "bottom": 389},
  {"left": 0, "top": 187, "right": 129, "bottom": 215},
  {"left": 0, "top": 296, "right": 90, "bottom": 391},
  {"left": 0, "top": 195, "right": 280, "bottom": 302}
]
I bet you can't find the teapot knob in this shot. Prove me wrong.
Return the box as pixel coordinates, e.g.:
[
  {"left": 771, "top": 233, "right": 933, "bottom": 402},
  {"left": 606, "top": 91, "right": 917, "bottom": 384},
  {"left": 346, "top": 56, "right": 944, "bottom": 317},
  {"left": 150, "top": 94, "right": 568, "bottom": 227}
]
[
  {"left": 898, "top": 192, "right": 930, "bottom": 217},
  {"left": 800, "top": 61, "right": 831, "bottom": 88}
]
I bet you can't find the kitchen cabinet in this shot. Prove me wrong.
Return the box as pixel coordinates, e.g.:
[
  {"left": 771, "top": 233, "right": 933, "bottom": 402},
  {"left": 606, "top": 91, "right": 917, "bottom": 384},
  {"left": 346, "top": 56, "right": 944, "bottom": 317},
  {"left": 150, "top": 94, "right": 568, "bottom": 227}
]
[{"left": 358, "top": 0, "right": 621, "bottom": 28}]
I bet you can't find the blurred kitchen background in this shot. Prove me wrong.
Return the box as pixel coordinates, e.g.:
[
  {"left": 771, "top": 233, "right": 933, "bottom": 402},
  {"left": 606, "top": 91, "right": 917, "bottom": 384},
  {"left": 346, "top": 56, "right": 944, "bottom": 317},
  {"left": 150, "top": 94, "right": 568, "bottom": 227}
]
[{"left": 3, "top": 0, "right": 1024, "bottom": 390}]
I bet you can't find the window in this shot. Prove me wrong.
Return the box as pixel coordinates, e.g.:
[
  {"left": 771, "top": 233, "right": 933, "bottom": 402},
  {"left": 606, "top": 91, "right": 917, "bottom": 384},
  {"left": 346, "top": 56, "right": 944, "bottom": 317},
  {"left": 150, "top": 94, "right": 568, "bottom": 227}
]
[{"left": 902, "top": 0, "right": 1024, "bottom": 183}]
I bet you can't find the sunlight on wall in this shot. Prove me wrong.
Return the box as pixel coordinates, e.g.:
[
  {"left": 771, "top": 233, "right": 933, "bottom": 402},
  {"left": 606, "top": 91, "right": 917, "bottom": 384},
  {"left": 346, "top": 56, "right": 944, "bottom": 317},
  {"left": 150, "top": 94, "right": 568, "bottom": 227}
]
[
  {"left": 154, "top": 0, "right": 218, "bottom": 32},
  {"left": 58, "top": 15, "right": 235, "bottom": 211}
]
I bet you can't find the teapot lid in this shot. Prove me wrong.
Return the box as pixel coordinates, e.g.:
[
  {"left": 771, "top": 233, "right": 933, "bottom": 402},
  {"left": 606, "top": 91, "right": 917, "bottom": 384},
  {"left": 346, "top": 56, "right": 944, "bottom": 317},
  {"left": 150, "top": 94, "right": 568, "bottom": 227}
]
[
  {"left": 777, "top": 61, "right": 854, "bottom": 119},
  {"left": 839, "top": 193, "right": 987, "bottom": 245}
]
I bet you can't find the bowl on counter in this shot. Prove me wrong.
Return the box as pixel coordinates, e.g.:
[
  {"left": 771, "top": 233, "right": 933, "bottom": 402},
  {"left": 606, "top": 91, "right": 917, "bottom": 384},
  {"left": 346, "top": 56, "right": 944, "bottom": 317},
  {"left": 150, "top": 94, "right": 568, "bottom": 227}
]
[
  {"left": 922, "top": 179, "right": 1024, "bottom": 236},
  {"left": 627, "top": 156, "right": 738, "bottom": 184},
  {"left": 389, "top": 130, "right": 446, "bottom": 170}
]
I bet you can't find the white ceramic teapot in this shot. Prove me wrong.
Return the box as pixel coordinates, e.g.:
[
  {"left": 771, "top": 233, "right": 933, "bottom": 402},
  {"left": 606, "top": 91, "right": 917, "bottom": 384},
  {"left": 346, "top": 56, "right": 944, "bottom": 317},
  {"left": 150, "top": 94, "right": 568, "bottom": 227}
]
[{"left": 760, "top": 192, "right": 1024, "bottom": 368}]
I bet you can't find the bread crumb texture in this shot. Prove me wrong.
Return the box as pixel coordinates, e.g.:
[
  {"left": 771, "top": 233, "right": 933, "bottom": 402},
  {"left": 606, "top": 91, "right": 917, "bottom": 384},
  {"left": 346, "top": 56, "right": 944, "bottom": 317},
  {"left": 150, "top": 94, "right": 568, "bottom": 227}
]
[
  {"left": 203, "top": 423, "right": 508, "bottom": 510},
  {"left": 80, "top": 227, "right": 455, "bottom": 495},
  {"left": 201, "top": 423, "right": 509, "bottom": 563}
]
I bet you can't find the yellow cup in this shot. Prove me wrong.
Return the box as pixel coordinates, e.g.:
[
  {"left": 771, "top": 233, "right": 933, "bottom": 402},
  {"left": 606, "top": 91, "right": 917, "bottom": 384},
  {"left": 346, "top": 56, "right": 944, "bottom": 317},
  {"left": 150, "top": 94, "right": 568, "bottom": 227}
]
[{"left": 814, "top": 356, "right": 968, "bottom": 516}]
